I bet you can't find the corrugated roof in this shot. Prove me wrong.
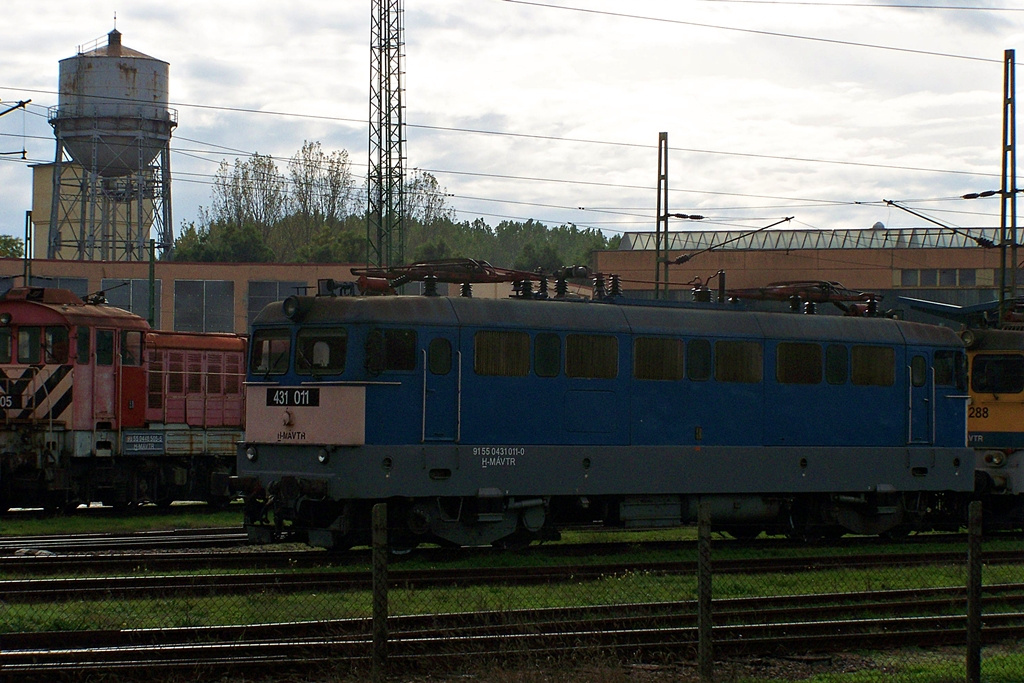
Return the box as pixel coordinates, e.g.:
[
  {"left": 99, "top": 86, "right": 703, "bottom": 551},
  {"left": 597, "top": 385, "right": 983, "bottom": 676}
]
[{"left": 621, "top": 228, "right": 1002, "bottom": 251}]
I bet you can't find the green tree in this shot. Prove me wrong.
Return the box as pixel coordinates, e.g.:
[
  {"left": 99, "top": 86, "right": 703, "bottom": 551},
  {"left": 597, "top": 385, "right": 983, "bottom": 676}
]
[
  {"left": 172, "top": 219, "right": 276, "bottom": 263},
  {"left": 0, "top": 235, "right": 25, "bottom": 259}
]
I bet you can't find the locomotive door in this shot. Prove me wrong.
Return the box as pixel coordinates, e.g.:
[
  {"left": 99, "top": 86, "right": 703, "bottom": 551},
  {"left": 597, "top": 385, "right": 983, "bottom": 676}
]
[
  {"left": 908, "top": 353, "right": 933, "bottom": 444},
  {"left": 92, "top": 328, "right": 117, "bottom": 422},
  {"left": 421, "top": 330, "right": 460, "bottom": 442}
]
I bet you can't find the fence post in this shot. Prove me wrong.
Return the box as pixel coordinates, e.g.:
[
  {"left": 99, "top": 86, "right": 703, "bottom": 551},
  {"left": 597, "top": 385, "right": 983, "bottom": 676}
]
[
  {"left": 697, "top": 498, "right": 713, "bottom": 682},
  {"left": 966, "top": 500, "right": 982, "bottom": 683},
  {"left": 372, "top": 502, "right": 389, "bottom": 682}
]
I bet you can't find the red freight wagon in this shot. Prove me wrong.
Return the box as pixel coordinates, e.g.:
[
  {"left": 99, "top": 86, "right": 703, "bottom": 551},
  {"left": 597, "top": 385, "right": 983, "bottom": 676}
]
[{"left": 0, "top": 287, "right": 246, "bottom": 511}]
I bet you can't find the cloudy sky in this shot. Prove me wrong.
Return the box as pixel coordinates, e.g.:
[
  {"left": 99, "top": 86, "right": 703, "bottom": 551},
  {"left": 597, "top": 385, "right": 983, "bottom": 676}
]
[{"left": 1, "top": 0, "right": 1023, "bottom": 250}]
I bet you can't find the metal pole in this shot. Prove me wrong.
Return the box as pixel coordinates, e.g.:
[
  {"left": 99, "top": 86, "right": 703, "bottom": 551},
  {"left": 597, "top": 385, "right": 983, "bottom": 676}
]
[
  {"left": 966, "top": 500, "right": 982, "bottom": 683},
  {"left": 656, "top": 132, "right": 669, "bottom": 299},
  {"left": 697, "top": 498, "right": 713, "bottom": 681},
  {"left": 1000, "top": 49, "right": 1017, "bottom": 325},
  {"left": 372, "top": 502, "right": 389, "bottom": 681}
]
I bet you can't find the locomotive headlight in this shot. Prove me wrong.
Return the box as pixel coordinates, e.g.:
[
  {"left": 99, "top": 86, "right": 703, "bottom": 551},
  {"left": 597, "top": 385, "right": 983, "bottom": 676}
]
[
  {"left": 984, "top": 451, "right": 1007, "bottom": 467},
  {"left": 245, "top": 446, "right": 258, "bottom": 462},
  {"left": 317, "top": 448, "right": 330, "bottom": 464}
]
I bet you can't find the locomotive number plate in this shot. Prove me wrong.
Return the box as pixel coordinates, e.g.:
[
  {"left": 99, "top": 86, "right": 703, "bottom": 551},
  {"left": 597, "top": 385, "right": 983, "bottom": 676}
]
[
  {"left": 0, "top": 394, "right": 21, "bottom": 409},
  {"left": 267, "top": 388, "right": 320, "bottom": 407}
]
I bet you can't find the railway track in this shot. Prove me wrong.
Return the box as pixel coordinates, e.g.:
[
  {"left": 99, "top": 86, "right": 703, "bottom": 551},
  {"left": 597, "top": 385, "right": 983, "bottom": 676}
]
[
  {"left": 2, "top": 584, "right": 1022, "bottom": 679},
  {"left": 0, "top": 526, "right": 249, "bottom": 553},
  {"left": 2, "top": 548, "right": 1022, "bottom": 601}
]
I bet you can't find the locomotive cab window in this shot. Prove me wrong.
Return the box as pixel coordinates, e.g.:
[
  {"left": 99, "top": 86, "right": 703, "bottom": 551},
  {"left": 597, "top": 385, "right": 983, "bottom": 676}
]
[
  {"left": 296, "top": 327, "right": 347, "bottom": 375},
  {"left": 972, "top": 354, "right": 1024, "bottom": 394},
  {"left": 776, "top": 342, "right": 822, "bottom": 384},
  {"left": 474, "top": 330, "right": 529, "bottom": 376},
  {"left": 634, "top": 337, "right": 684, "bottom": 381},
  {"left": 17, "top": 327, "right": 41, "bottom": 364},
  {"left": 250, "top": 328, "right": 291, "bottom": 375},
  {"left": 566, "top": 334, "right": 618, "bottom": 379}
]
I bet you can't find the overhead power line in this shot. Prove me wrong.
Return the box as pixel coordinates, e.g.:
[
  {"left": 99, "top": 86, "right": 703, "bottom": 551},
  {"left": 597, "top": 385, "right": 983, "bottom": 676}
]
[{"left": 500, "top": 0, "right": 1004, "bottom": 64}]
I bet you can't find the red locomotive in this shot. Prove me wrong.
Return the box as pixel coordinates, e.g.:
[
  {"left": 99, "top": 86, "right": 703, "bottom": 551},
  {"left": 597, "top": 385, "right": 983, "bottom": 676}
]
[{"left": 0, "top": 286, "right": 245, "bottom": 511}]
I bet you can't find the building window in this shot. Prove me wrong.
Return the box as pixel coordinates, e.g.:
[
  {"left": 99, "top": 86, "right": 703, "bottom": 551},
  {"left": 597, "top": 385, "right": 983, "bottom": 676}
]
[
  {"left": 102, "top": 278, "right": 162, "bottom": 327},
  {"left": 900, "top": 270, "right": 918, "bottom": 287},
  {"left": 919, "top": 269, "right": 938, "bottom": 287},
  {"left": 959, "top": 269, "right": 976, "bottom": 287},
  {"left": 248, "top": 281, "right": 307, "bottom": 327},
  {"left": 28, "top": 276, "right": 88, "bottom": 298},
  {"left": 174, "top": 280, "right": 234, "bottom": 333}
]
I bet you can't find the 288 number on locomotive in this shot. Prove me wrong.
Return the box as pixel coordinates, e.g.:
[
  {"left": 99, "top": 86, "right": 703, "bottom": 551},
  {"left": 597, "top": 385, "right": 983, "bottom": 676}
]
[{"left": 968, "top": 406, "right": 990, "bottom": 419}]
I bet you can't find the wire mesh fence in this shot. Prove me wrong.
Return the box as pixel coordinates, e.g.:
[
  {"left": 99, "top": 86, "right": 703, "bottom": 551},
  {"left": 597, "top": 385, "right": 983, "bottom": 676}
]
[{"left": 1, "top": 500, "right": 1023, "bottom": 682}]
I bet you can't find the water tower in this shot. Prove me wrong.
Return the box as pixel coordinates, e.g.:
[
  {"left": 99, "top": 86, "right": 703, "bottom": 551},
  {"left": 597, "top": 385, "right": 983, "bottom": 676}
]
[{"left": 46, "top": 28, "right": 176, "bottom": 261}]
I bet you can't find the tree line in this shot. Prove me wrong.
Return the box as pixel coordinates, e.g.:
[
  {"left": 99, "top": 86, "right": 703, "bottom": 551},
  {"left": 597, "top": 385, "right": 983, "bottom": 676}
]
[{"left": 173, "top": 140, "right": 620, "bottom": 271}]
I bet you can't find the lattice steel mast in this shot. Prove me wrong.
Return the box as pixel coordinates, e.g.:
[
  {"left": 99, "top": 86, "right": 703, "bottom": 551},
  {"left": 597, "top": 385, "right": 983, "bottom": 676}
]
[{"left": 367, "top": 0, "right": 407, "bottom": 268}]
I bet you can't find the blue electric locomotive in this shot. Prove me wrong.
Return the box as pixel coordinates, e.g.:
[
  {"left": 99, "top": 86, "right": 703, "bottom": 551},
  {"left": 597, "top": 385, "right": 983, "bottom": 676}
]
[{"left": 235, "top": 282, "right": 972, "bottom": 549}]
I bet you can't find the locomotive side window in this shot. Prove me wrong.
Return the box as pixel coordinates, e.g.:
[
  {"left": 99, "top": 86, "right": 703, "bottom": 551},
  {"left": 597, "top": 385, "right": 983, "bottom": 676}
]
[
  {"left": 776, "top": 342, "right": 822, "bottom": 384},
  {"left": 76, "top": 326, "right": 90, "bottom": 365},
  {"left": 44, "top": 327, "right": 69, "bottom": 364},
  {"left": 566, "top": 334, "right": 618, "bottom": 379},
  {"left": 296, "top": 328, "right": 348, "bottom": 375},
  {"left": 715, "top": 340, "right": 762, "bottom": 383},
  {"left": 934, "top": 350, "right": 965, "bottom": 389},
  {"left": 911, "top": 355, "right": 927, "bottom": 388},
  {"left": 534, "top": 333, "right": 561, "bottom": 377},
  {"left": 825, "top": 344, "right": 848, "bottom": 384},
  {"left": 474, "top": 331, "right": 529, "bottom": 376},
  {"left": 250, "top": 329, "right": 291, "bottom": 375},
  {"left": 850, "top": 345, "right": 895, "bottom": 386},
  {"left": 17, "top": 327, "right": 40, "bottom": 364},
  {"left": 428, "top": 338, "right": 452, "bottom": 375},
  {"left": 0, "top": 327, "right": 10, "bottom": 363},
  {"left": 634, "top": 337, "right": 684, "bottom": 381},
  {"left": 972, "top": 354, "right": 1024, "bottom": 394},
  {"left": 365, "top": 328, "right": 418, "bottom": 374},
  {"left": 120, "top": 330, "right": 141, "bottom": 366},
  {"left": 95, "top": 330, "right": 115, "bottom": 366},
  {"left": 687, "top": 339, "right": 711, "bottom": 381}
]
